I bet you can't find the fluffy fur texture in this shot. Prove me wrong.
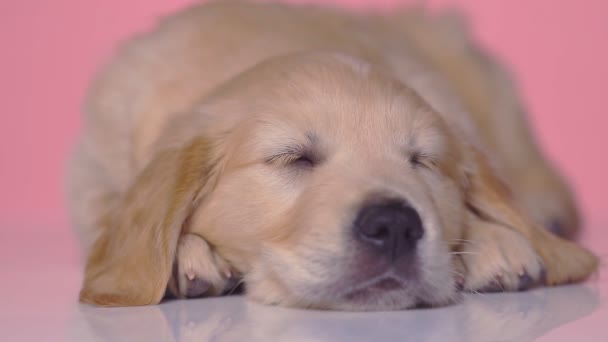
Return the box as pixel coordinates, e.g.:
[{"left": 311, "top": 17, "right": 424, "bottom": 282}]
[{"left": 69, "top": 1, "right": 597, "bottom": 311}]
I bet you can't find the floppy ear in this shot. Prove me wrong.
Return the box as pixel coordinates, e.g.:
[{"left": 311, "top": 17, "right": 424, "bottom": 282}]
[
  {"left": 79, "top": 137, "right": 216, "bottom": 306},
  {"left": 462, "top": 147, "right": 598, "bottom": 286}
]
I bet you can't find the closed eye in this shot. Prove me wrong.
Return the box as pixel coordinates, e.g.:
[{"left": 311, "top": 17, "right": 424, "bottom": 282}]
[
  {"left": 265, "top": 146, "right": 318, "bottom": 169},
  {"left": 291, "top": 154, "right": 315, "bottom": 168},
  {"left": 409, "top": 152, "right": 438, "bottom": 170}
]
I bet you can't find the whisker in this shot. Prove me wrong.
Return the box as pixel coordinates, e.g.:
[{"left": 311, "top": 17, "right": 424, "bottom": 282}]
[
  {"left": 451, "top": 271, "right": 465, "bottom": 278},
  {"left": 469, "top": 289, "right": 487, "bottom": 297}
]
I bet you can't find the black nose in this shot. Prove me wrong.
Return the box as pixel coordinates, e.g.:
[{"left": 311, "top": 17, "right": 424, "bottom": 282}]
[{"left": 354, "top": 199, "right": 424, "bottom": 260}]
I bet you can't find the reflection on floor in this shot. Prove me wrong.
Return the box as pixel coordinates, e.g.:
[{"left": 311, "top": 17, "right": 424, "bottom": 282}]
[
  {"left": 72, "top": 283, "right": 602, "bottom": 342},
  {"left": 1, "top": 226, "right": 606, "bottom": 342}
]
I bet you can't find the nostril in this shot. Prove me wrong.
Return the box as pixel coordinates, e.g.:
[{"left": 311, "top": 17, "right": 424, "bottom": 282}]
[
  {"left": 358, "top": 221, "right": 391, "bottom": 246},
  {"left": 366, "top": 225, "right": 389, "bottom": 240},
  {"left": 405, "top": 219, "right": 424, "bottom": 241}
]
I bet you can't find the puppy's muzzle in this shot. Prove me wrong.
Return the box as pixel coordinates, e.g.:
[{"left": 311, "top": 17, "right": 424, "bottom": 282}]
[{"left": 354, "top": 198, "right": 424, "bottom": 262}]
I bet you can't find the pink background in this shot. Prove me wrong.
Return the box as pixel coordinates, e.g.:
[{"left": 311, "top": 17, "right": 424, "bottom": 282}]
[
  {"left": 0, "top": 0, "right": 606, "bottom": 239},
  {"left": 0, "top": 3, "right": 607, "bottom": 340}
]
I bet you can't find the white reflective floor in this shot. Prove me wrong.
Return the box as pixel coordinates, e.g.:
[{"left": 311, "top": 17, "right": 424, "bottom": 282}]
[{"left": 2, "top": 225, "right": 607, "bottom": 342}]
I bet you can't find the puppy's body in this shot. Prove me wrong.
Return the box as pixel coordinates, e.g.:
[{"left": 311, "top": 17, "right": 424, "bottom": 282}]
[{"left": 69, "top": 1, "right": 596, "bottom": 310}]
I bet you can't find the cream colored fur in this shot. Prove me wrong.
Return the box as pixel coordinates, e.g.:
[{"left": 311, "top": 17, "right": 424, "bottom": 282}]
[{"left": 69, "top": 1, "right": 597, "bottom": 310}]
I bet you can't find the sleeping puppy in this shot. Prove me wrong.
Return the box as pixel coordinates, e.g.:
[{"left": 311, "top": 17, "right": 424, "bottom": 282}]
[{"left": 69, "top": 1, "right": 597, "bottom": 310}]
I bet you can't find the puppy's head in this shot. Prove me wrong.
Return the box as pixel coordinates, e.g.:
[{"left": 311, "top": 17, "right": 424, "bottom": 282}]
[
  {"left": 79, "top": 53, "right": 589, "bottom": 310},
  {"left": 184, "top": 53, "right": 468, "bottom": 310}
]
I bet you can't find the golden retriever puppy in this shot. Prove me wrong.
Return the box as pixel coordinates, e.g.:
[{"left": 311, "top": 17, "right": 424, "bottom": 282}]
[{"left": 68, "top": 1, "right": 597, "bottom": 310}]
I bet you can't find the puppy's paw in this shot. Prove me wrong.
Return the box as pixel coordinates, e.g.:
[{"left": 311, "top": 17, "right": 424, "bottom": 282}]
[
  {"left": 168, "top": 233, "right": 238, "bottom": 298},
  {"left": 462, "top": 220, "right": 545, "bottom": 293},
  {"left": 534, "top": 228, "right": 598, "bottom": 286}
]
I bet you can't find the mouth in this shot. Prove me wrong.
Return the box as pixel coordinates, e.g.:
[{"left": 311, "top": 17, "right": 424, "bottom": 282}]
[
  {"left": 329, "top": 266, "right": 455, "bottom": 310},
  {"left": 343, "top": 275, "right": 406, "bottom": 301}
]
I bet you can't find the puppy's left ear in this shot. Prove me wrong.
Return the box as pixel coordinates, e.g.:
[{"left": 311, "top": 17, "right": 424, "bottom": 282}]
[
  {"left": 80, "top": 137, "right": 217, "bottom": 306},
  {"left": 461, "top": 146, "right": 598, "bottom": 286}
]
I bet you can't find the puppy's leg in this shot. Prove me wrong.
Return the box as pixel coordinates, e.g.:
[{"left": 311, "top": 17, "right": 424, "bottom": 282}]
[
  {"left": 476, "top": 60, "right": 580, "bottom": 238},
  {"left": 462, "top": 214, "right": 545, "bottom": 292},
  {"left": 168, "top": 233, "right": 238, "bottom": 298},
  {"left": 509, "top": 162, "right": 580, "bottom": 239}
]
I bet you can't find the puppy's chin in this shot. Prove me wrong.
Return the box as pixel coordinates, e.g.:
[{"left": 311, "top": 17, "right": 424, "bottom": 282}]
[
  {"left": 247, "top": 280, "right": 458, "bottom": 311},
  {"left": 318, "top": 276, "right": 459, "bottom": 311},
  {"left": 245, "top": 263, "right": 459, "bottom": 311}
]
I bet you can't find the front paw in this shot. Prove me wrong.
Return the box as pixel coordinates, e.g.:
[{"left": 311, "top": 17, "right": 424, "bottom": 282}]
[
  {"left": 461, "top": 220, "right": 545, "bottom": 293},
  {"left": 168, "top": 233, "right": 239, "bottom": 298}
]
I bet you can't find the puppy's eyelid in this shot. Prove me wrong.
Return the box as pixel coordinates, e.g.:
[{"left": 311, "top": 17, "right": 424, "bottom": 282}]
[
  {"left": 265, "top": 147, "right": 318, "bottom": 169},
  {"left": 409, "top": 151, "right": 438, "bottom": 169},
  {"left": 292, "top": 154, "right": 315, "bottom": 168},
  {"left": 265, "top": 144, "right": 305, "bottom": 164}
]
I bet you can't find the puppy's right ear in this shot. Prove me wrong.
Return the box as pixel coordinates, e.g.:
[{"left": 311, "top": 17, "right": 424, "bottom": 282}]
[{"left": 80, "top": 137, "right": 217, "bottom": 306}]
